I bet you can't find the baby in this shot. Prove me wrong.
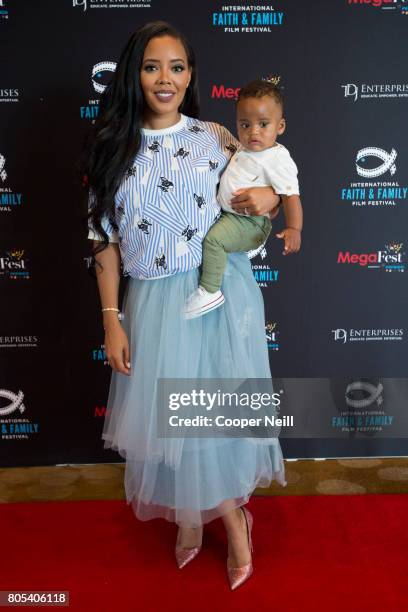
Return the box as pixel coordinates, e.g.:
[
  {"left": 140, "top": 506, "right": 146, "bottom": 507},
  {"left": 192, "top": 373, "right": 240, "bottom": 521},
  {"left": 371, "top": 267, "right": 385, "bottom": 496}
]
[{"left": 183, "top": 78, "right": 303, "bottom": 319}]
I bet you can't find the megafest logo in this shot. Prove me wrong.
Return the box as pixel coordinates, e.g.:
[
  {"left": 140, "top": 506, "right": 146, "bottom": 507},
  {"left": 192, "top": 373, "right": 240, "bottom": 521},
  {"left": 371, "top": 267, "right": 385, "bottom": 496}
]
[
  {"left": 347, "top": 0, "right": 408, "bottom": 15},
  {"left": 332, "top": 327, "right": 404, "bottom": 343},
  {"left": 211, "top": 75, "right": 281, "bottom": 101},
  {"left": 0, "top": 153, "right": 23, "bottom": 213},
  {"left": 80, "top": 61, "right": 116, "bottom": 121},
  {"left": 0, "top": 388, "right": 39, "bottom": 440},
  {"left": 0, "top": 249, "right": 30, "bottom": 279},
  {"left": 265, "top": 321, "right": 279, "bottom": 350},
  {"left": 73, "top": 0, "right": 151, "bottom": 11},
  {"left": 337, "top": 242, "right": 405, "bottom": 272},
  {"left": 211, "top": 4, "right": 284, "bottom": 33},
  {"left": 340, "top": 146, "right": 408, "bottom": 208},
  {"left": 94, "top": 403, "right": 109, "bottom": 418}
]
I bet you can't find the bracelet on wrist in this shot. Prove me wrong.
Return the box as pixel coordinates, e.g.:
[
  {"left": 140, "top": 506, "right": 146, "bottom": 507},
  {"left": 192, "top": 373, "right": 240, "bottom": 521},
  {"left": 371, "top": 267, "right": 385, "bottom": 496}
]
[{"left": 101, "top": 307, "right": 125, "bottom": 321}]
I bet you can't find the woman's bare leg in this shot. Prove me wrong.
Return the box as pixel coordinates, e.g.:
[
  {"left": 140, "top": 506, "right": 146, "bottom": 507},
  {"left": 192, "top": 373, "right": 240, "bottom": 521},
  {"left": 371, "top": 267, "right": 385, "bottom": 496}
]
[
  {"left": 177, "top": 524, "right": 203, "bottom": 548},
  {"left": 221, "top": 506, "right": 252, "bottom": 568},
  {"left": 176, "top": 501, "right": 252, "bottom": 563}
]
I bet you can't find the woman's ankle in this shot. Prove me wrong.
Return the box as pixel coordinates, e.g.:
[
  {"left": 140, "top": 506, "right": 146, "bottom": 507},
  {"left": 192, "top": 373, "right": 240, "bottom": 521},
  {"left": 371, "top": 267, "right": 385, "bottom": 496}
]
[{"left": 177, "top": 525, "right": 203, "bottom": 548}]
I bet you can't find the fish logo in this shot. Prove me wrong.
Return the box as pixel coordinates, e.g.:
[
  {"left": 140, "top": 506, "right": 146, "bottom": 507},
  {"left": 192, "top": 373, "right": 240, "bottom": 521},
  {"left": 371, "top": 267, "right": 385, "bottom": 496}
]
[
  {"left": 356, "top": 147, "right": 397, "bottom": 178},
  {"left": 91, "top": 61, "right": 117, "bottom": 94}
]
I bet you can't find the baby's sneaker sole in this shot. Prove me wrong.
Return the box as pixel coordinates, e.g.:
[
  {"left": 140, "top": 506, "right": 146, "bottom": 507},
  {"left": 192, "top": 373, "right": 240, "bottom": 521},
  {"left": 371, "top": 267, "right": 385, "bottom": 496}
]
[{"left": 184, "top": 292, "right": 225, "bottom": 319}]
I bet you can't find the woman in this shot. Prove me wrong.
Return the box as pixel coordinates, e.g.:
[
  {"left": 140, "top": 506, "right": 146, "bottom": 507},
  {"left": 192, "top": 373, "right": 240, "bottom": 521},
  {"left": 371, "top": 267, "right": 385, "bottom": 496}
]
[{"left": 81, "top": 21, "right": 286, "bottom": 590}]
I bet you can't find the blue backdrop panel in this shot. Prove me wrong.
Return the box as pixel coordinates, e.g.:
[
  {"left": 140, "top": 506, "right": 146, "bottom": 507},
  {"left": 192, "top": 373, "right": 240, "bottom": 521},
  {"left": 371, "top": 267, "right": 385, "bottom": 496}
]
[{"left": 0, "top": 0, "right": 407, "bottom": 466}]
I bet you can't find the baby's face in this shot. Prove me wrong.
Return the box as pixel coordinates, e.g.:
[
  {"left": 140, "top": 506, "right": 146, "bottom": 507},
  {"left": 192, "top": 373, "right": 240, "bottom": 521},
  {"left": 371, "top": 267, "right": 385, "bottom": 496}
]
[{"left": 236, "top": 95, "right": 285, "bottom": 152}]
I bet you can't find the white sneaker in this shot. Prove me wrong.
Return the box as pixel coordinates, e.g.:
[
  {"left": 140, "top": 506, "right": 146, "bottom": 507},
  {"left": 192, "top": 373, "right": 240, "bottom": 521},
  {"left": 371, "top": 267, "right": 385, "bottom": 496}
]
[{"left": 183, "top": 286, "right": 225, "bottom": 319}]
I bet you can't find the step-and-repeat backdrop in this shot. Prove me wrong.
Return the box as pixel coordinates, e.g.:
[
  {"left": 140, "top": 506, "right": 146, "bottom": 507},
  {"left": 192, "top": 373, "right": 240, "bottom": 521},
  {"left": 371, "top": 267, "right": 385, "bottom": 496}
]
[{"left": 1, "top": 0, "right": 407, "bottom": 467}]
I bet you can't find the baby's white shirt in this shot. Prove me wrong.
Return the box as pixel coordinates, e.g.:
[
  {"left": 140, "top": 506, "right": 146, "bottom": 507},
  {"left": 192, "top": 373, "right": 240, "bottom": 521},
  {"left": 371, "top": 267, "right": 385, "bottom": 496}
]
[{"left": 217, "top": 142, "right": 300, "bottom": 217}]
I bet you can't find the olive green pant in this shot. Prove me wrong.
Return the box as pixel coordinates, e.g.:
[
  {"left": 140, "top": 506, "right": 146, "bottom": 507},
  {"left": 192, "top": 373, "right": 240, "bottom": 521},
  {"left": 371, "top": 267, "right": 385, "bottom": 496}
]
[{"left": 200, "top": 211, "right": 272, "bottom": 293}]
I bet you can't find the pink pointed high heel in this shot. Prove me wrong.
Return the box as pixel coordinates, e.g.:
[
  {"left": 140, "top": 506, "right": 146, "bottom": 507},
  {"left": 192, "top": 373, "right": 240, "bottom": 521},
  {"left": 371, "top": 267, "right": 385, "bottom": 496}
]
[
  {"left": 227, "top": 506, "right": 254, "bottom": 590},
  {"left": 174, "top": 526, "right": 202, "bottom": 569}
]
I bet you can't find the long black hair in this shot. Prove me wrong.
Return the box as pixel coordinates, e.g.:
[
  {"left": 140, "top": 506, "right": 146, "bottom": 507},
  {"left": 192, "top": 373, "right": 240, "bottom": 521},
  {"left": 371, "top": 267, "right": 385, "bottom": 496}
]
[{"left": 78, "top": 21, "right": 200, "bottom": 274}]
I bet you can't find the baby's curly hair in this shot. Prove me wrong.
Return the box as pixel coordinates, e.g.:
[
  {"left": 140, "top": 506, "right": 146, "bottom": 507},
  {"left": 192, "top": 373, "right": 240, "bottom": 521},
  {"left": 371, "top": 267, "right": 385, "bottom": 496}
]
[{"left": 237, "top": 78, "right": 284, "bottom": 114}]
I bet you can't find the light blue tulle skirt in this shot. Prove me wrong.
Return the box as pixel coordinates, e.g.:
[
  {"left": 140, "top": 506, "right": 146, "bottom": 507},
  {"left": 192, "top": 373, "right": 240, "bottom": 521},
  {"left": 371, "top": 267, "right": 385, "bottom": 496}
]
[{"left": 102, "top": 252, "right": 287, "bottom": 527}]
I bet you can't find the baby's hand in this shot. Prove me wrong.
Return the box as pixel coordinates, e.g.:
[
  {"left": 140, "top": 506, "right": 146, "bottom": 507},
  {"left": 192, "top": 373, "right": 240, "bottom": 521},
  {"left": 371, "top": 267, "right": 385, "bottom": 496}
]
[{"left": 275, "top": 228, "right": 301, "bottom": 255}]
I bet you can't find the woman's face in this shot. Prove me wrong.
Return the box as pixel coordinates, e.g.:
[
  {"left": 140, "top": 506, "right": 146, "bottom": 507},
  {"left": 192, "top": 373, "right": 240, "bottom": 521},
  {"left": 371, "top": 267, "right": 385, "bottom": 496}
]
[{"left": 140, "top": 35, "right": 192, "bottom": 121}]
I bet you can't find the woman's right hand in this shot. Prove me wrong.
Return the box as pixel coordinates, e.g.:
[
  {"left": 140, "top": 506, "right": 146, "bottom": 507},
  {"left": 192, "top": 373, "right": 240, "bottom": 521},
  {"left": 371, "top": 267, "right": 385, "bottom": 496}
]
[
  {"left": 230, "top": 186, "right": 281, "bottom": 216},
  {"left": 104, "top": 322, "right": 131, "bottom": 375}
]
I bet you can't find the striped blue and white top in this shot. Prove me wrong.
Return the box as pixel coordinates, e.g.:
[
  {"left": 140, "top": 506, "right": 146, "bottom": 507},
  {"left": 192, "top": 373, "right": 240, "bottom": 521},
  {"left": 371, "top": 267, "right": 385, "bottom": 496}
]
[{"left": 87, "top": 113, "right": 241, "bottom": 279}]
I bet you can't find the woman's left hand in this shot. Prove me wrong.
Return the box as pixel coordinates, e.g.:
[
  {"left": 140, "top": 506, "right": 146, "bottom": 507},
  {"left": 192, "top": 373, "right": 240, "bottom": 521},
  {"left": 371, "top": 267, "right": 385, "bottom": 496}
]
[{"left": 229, "top": 186, "right": 281, "bottom": 216}]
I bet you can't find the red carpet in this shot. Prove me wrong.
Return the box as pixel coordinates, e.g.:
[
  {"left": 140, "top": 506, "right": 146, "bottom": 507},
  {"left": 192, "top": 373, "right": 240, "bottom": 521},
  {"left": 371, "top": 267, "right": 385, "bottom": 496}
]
[{"left": 1, "top": 494, "right": 407, "bottom": 611}]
